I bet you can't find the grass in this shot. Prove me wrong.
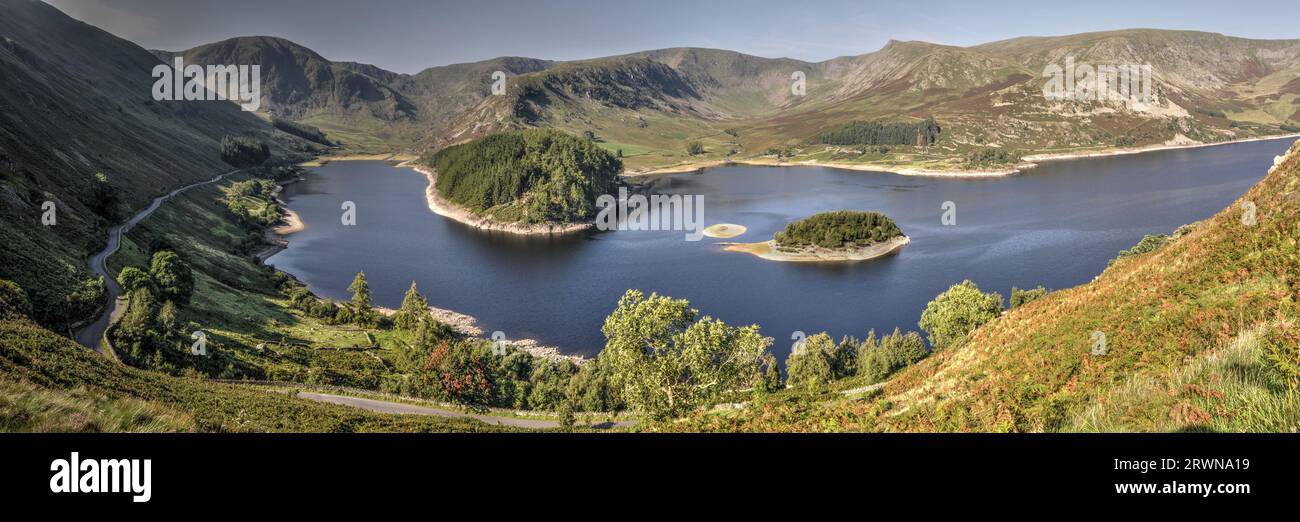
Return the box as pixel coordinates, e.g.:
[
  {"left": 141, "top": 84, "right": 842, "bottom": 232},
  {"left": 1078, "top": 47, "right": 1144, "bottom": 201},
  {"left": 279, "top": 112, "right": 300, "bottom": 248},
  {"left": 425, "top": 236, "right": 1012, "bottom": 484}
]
[
  {"left": 0, "top": 316, "right": 515, "bottom": 432},
  {"left": 0, "top": 379, "right": 195, "bottom": 433},
  {"left": 105, "top": 174, "right": 417, "bottom": 388},
  {"left": 1066, "top": 325, "right": 1299, "bottom": 432}
]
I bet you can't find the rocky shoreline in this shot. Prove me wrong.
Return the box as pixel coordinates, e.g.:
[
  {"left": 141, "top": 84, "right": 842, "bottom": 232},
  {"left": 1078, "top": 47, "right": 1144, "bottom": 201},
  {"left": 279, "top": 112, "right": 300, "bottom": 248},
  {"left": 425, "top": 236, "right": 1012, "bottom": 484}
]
[
  {"left": 265, "top": 164, "right": 587, "bottom": 365},
  {"left": 624, "top": 132, "right": 1300, "bottom": 179},
  {"left": 409, "top": 165, "right": 593, "bottom": 235},
  {"left": 375, "top": 305, "right": 586, "bottom": 364},
  {"left": 724, "top": 235, "right": 911, "bottom": 262}
]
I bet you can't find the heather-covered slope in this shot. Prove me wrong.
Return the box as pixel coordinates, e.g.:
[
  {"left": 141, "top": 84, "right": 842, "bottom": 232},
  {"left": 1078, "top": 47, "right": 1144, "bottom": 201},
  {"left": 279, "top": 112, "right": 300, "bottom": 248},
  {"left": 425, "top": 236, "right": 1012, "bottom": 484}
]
[{"left": 675, "top": 141, "right": 1300, "bottom": 432}]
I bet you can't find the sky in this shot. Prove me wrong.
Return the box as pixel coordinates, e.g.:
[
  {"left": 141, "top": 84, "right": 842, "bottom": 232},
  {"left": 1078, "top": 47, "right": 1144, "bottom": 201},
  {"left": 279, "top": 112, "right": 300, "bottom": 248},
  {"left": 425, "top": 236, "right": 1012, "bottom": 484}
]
[{"left": 46, "top": 0, "right": 1300, "bottom": 74}]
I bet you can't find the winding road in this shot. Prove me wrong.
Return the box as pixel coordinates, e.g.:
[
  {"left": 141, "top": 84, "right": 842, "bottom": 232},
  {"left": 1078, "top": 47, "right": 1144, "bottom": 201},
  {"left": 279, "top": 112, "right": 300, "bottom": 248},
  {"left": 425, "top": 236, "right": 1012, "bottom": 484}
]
[
  {"left": 75, "top": 170, "right": 240, "bottom": 351},
  {"left": 295, "top": 391, "right": 636, "bottom": 430}
]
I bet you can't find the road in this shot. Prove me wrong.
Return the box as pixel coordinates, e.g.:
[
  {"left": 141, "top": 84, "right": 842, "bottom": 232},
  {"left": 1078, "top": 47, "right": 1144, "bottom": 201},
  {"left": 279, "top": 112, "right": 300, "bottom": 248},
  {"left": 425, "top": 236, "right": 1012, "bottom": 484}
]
[
  {"left": 296, "top": 391, "right": 636, "bottom": 430},
  {"left": 75, "top": 170, "right": 239, "bottom": 350}
]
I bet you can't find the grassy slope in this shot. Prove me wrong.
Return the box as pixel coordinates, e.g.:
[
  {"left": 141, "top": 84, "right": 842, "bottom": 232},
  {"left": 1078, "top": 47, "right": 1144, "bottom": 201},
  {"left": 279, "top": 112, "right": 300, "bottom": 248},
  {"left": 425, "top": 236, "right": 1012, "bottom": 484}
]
[
  {"left": 0, "top": 316, "right": 509, "bottom": 432},
  {"left": 672, "top": 140, "right": 1300, "bottom": 433},
  {"left": 0, "top": 0, "right": 320, "bottom": 331},
  {"left": 105, "top": 174, "right": 411, "bottom": 387}
]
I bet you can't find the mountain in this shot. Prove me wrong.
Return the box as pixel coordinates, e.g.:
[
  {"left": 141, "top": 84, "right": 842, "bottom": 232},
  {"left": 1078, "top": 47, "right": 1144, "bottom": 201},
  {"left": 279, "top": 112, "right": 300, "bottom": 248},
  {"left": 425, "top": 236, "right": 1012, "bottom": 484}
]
[
  {"left": 169, "top": 29, "right": 1300, "bottom": 171},
  {"left": 0, "top": 0, "right": 319, "bottom": 332},
  {"left": 169, "top": 37, "right": 553, "bottom": 152},
  {"left": 428, "top": 30, "right": 1300, "bottom": 172}
]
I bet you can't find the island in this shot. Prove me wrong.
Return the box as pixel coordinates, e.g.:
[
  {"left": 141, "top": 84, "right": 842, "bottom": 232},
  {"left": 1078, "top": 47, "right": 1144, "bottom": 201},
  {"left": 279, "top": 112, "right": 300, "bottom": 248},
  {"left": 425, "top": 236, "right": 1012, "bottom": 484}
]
[
  {"left": 413, "top": 129, "right": 622, "bottom": 234},
  {"left": 723, "top": 210, "right": 910, "bottom": 262}
]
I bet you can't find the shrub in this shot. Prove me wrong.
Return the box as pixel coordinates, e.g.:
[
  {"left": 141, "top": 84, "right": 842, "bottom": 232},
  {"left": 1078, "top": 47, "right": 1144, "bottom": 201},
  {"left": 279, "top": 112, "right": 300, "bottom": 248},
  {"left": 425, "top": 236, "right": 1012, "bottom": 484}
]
[
  {"left": 965, "top": 147, "right": 1021, "bottom": 166},
  {"left": 271, "top": 117, "right": 332, "bottom": 145},
  {"left": 785, "top": 333, "right": 837, "bottom": 389},
  {"left": 918, "top": 280, "right": 1004, "bottom": 350},
  {"left": 118, "top": 266, "right": 151, "bottom": 293},
  {"left": 1010, "top": 286, "right": 1048, "bottom": 309},
  {"left": 149, "top": 251, "right": 194, "bottom": 306},
  {"left": 1259, "top": 323, "right": 1300, "bottom": 392},
  {"left": 856, "top": 328, "right": 929, "bottom": 383},
  {"left": 0, "top": 279, "right": 32, "bottom": 320}
]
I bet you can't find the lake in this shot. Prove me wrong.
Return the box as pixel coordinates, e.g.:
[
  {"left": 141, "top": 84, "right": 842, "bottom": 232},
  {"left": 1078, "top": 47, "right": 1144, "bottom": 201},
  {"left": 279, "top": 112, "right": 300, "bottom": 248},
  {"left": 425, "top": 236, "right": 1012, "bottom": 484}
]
[{"left": 269, "top": 137, "right": 1295, "bottom": 359}]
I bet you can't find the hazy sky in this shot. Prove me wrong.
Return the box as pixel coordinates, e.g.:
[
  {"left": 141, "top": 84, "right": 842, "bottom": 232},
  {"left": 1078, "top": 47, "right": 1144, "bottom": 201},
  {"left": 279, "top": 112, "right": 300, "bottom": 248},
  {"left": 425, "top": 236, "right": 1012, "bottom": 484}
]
[{"left": 46, "top": 0, "right": 1300, "bottom": 74}]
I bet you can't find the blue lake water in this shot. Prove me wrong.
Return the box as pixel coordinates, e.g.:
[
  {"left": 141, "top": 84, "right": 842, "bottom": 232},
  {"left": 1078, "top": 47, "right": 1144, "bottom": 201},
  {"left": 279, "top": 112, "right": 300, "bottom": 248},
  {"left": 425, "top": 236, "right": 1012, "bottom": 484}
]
[{"left": 269, "top": 137, "right": 1294, "bottom": 359}]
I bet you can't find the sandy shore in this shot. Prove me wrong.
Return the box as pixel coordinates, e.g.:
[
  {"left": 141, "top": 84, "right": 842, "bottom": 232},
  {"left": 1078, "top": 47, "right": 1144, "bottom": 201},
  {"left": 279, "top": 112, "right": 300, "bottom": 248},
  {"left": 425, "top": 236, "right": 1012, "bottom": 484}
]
[
  {"left": 409, "top": 165, "right": 593, "bottom": 235},
  {"left": 703, "top": 224, "right": 747, "bottom": 239},
  {"left": 298, "top": 152, "right": 419, "bottom": 168},
  {"left": 626, "top": 157, "right": 1023, "bottom": 178},
  {"left": 624, "top": 132, "right": 1300, "bottom": 179},
  {"left": 724, "top": 235, "right": 910, "bottom": 262},
  {"left": 255, "top": 177, "right": 306, "bottom": 262},
  {"left": 1021, "top": 133, "right": 1300, "bottom": 163}
]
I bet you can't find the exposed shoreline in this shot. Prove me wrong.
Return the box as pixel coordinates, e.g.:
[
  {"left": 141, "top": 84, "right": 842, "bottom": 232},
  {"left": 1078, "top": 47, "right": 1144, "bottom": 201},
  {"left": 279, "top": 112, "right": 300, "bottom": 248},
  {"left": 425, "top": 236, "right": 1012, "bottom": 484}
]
[
  {"left": 375, "top": 305, "right": 586, "bottom": 365},
  {"left": 408, "top": 165, "right": 594, "bottom": 235},
  {"left": 624, "top": 132, "right": 1300, "bottom": 179},
  {"left": 297, "top": 152, "right": 419, "bottom": 168},
  {"left": 1020, "top": 132, "right": 1300, "bottom": 163},
  {"left": 255, "top": 176, "right": 306, "bottom": 262},
  {"left": 269, "top": 160, "right": 588, "bottom": 363},
  {"left": 724, "top": 235, "right": 911, "bottom": 263}
]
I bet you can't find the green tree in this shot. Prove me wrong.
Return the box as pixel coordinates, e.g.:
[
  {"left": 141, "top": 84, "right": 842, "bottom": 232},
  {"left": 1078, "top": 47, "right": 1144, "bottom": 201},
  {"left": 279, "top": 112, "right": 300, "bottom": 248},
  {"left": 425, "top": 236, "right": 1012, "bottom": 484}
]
[
  {"left": 118, "top": 266, "right": 151, "bottom": 293},
  {"left": 558, "top": 400, "right": 577, "bottom": 431},
  {"left": 918, "top": 280, "right": 1003, "bottom": 350},
  {"left": 156, "top": 300, "right": 179, "bottom": 340},
  {"left": 425, "top": 129, "right": 621, "bottom": 224},
  {"left": 601, "top": 290, "right": 770, "bottom": 420},
  {"left": 394, "top": 281, "right": 429, "bottom": 331},
  {"left": 686, "top": 141, "right": 705, "bottom": 156},
  {"left": 785, "top": 333, "right": 836, "bottom": 389},
  {"left": 148, "top": 251, "right": 194, "bottom": 306},
  {"left": 753, "top": 352, "right": 782, "bottom": 396},
  {"left": 348, "top": 272, "right": 373, "bottom": 325},
  {"left": 220, "top": 135, "right": 270, "bottom": 167},
  {"left": 857, "top": 328, "right": 929, "bottom": 383},
  {"left": 117, "top": 287, "right": 158, "bottom": 347}
]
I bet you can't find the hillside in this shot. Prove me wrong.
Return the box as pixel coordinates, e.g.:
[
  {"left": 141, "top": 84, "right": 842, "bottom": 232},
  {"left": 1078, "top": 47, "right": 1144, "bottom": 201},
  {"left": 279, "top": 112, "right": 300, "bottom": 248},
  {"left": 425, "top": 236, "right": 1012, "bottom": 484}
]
[
  {"left": 675, "top": 140, "right": 1300, "bottom": 433},
  {"left": 426, "top": 30, "right": 1300, "bottom": 172},
  {"left": 166, "top": 29, "right": 1300, "bottom": 171},
  {"left": 0, "top": 313, "right": 507, "bottom": 432},
  {"left": 0, "top": 0, "right": 319, "bottom": 334}
]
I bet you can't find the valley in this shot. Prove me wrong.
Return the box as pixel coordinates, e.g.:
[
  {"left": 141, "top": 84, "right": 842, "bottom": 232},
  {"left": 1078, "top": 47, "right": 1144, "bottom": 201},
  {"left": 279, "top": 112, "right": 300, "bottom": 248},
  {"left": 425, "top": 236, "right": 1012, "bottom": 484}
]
[{"left": 0, "top": 0, "right": 1297, "bottom": 434}]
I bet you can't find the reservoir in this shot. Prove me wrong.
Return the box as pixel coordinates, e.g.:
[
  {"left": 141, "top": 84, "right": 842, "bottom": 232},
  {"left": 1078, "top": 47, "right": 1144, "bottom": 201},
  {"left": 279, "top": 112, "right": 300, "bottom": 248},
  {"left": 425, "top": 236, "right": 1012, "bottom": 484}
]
[{"left": 268, "top": 137, "right": 1294, "bottom": 359}]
